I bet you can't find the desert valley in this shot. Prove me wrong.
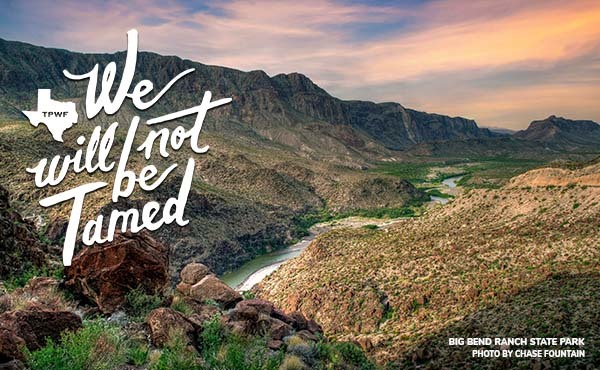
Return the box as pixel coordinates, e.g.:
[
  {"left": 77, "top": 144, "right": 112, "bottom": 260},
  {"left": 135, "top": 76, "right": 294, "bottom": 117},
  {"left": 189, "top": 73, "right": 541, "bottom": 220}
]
[{"left": 0, "top": 36, "right": 598, "bottom": 369}]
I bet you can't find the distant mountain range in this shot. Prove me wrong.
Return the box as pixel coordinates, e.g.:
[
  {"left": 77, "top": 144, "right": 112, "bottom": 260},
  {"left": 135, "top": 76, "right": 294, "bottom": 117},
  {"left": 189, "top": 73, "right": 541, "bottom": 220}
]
[
  {"left": 1, "top": 38, "right": 599, "bottom": 156},
  {"left": 0, "top": 38, "right": 503, "bottom": 155},
  {"left": 515, "top": 115, "right": 600, "bottom": 150}
]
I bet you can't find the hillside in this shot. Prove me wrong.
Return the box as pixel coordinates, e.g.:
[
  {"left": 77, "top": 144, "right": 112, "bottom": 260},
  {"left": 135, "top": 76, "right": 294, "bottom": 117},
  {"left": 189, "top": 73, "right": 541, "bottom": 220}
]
[
  {"left": 514, "top": 116, "right": 600, "bottom": 151},
  {"left": 256, "top": 161, "right": 600, "bottom": 367}
]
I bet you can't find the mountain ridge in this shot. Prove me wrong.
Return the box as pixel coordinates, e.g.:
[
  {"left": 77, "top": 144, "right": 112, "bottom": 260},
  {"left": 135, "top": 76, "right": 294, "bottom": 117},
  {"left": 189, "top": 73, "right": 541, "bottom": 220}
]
[
  {"left": 514, "top": 115, "right": 600, "bottom": 149},
  {"left": 0, "top": 37, "right": 496, "bottom": 155}
]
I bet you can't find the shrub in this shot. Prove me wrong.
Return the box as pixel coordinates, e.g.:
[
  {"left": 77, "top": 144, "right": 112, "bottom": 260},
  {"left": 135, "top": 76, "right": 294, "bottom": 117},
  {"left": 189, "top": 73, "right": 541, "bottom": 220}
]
[
  {"left": 279, "top": 355, "right": 306, "bottom": 370},
  {"left": 200, "top": 315, "right": 282, "bottom": 370},
  {"left": 331, "top": 342, "right": 377, "bottom": 370},
  {"left": 171, "top": 298, "right": 193, "bottom": 316},
  {"left": 150, "top": 329, "right": 200, "bottom": 370},
  {"left": 316, "top": 340, "right": 377, "bottom": 370},
  {"left": 4, "top": 265, "right": 64, "bottom": 292},
  {"left": 362, "top": 224, "right": 379, "bottom": 230},
  {"left": 242, "top": 290, "right": 256, "bottom": 300},
  {"left": 26, "top": 320, "right": 128, "bottom": 370},
  {"left": 128, "top": 343, "right": 149, "bottom": 366},
  {"left": 126, "top": 286, "right": 163, "bottom": 321}
]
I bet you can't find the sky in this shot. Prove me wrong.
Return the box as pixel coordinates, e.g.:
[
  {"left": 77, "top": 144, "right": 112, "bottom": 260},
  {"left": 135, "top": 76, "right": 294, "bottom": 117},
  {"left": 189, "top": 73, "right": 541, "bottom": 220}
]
[{"left": 1, "top": 0, "right": 599, "bottom": 129}]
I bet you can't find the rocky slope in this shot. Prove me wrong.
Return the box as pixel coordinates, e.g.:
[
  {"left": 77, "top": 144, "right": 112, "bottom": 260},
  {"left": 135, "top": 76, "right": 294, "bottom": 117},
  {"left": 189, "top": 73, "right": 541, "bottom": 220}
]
[
  {"left": 256, "top": 161, "right": 600, "bottom": 367},
  {"left": 0, "top": 230, "right": 374, "bottom": 369},
  {"left": 0, "top": 119, "right": 426, "bottom": 279}
]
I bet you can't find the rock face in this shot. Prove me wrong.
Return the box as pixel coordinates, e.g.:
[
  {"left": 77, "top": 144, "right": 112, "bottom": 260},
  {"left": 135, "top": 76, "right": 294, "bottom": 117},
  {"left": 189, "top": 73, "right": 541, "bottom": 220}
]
[
  {"left": 180, "top": 263, "right": 212, "bottom": 284},
  {"left": 64, "top": 231, "right": 169, "bottom": 313},
  {"left": 0, "top": 309, "right": 82, "bottom": 351},
  {"left": 0, "top": 185, "right": 46, "bottom": 279}
]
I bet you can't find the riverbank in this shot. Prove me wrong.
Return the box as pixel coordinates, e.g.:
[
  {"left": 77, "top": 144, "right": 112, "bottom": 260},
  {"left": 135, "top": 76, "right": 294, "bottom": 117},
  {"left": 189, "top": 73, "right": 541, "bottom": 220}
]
[
  {"left": 221, "top": 175, "right": 463, "bottom": 291},
  {"left": 220, "top": 216, "right": 403, "bottom": 291}
]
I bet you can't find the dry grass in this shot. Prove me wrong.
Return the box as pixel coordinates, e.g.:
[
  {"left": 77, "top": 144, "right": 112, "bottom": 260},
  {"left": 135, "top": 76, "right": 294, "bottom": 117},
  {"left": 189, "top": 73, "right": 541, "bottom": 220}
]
[{"left": 257, "top": 163, "right": 600, "bottom": 366}]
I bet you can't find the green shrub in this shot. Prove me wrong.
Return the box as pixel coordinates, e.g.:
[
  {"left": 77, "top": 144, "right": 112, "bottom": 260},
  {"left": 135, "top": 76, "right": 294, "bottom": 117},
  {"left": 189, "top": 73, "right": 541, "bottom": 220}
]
[
  {"left": 332, "top": 342, "right": 377, "bottom": 370},
  {"left": 362, "top": 224, "right": 379, "bottom": 230},
  {"left": 150, "top": 330, "right": 200, "bottom": 370},
  {"left": 26, "top": 320, "right": 128, "bottom": 370},
  {"left": 315, "top": 340, "right": 377, "bottom": 370},
  {"left": 4, "top": 265, "right": 64, "bottom": 292},
  {"left": 128, "top": 343, "right": 149, "bottom": 366},
  {"left": 242, "top": 290, "right": 256, "bottom": 300},
  {"left": 171, "top": 298, "right": 193, "bottom": 316},
  {"left": 200, "top": 315, "right": 282, "bottom": 370},
  {"left": 126, "top": 287, "right": 163, "bottom": 321}
]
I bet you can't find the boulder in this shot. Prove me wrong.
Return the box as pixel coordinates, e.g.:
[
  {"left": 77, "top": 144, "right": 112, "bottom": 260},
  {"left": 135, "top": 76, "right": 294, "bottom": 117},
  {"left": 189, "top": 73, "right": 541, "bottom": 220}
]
[
  {"left": 64, "top": 231, "right": 169, "bottom": 313},
  {"left": 189, "top": 275, "right": 242, "bottom": 308},
  {"left": 180, "top": 297, "right": 221, "bottom": 322},
  {"left": 146, "top": 308, "right": 195, "bottom": 347},
  {"left": 235, "top": 299, "right": 274, "bottom": 316},
  {"left": 267, "top": 317, "right": 293, "bottom": 341},
  {"left": 288, "top": 311, "right": 308, "bottom": 331},
  {"left": 0, "top": 327, "right": 26, "bottom": 362},
  {"left": 176, "top": 282, "right": 192, "bottom": 296},
  {"left": 180, "top": 263, "right": 211, "bottom": 284},
  {"left": 0, "top": 309, "right": 82, "bottom": 350}
]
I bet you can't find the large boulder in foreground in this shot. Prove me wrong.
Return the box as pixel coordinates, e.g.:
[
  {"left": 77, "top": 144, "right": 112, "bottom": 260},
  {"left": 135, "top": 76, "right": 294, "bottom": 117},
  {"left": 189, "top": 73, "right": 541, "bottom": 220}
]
[
  {"left": 64, "top": 231, "right": 169, "bottom": 313},
  {"left": 0, "top": 308, "right": 82, "bottom": 351}
]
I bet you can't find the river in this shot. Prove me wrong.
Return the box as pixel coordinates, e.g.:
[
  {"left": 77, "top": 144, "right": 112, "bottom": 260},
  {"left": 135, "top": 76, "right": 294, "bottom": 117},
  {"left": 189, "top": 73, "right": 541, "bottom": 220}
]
[{"left": 221, "top": 175, "right": 463, "bottom": 291}]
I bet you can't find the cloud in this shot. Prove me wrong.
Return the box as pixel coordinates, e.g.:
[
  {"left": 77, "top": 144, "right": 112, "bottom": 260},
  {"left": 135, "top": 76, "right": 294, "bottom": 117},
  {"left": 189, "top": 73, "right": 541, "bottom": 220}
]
[{"left": 1, "top": 0, "right": 599, "bottom": 128}]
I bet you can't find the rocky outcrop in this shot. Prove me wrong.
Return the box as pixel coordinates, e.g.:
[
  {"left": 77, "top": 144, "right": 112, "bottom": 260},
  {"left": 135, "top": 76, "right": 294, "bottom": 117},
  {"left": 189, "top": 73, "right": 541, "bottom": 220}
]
[
  {"left": 220, "top": 299, "right": 322, "bottom": 349},
  {"left": 0, "top": 327, "right": 26, "bottom": 363},
  {"left": 0, "top": 309, "right": 81, "bottom": 351},
  {"left": 0, "top": 185, "right": 46, "bottom": 280},
  {"left": 64, "top": 231, "right": 169, "bottom": 313},
  {"left": 174, "top": 262, "right": 242, "bottom": 309},
  {"left": 167, "top": 263, "right": 323, "bottom": 352}
]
